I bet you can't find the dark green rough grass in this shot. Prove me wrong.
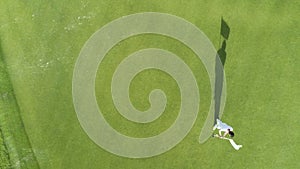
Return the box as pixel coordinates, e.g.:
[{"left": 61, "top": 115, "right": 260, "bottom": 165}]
[
  {"left": 0, "top": 131, "right": 10, "bottom": 169},
  {"left": 0, "top": 0, "right": 299, "bottom": 169},
  {"left": 0, "top": 45, "right": 39, "bottom": 168},
  {"left": 0, "top": 50, "right": 10, "bottom": 169}
]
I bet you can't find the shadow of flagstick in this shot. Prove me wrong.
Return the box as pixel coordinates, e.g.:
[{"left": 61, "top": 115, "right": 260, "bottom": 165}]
[
  {"left": 214, "top": 18, "right": 230, "bottom": 124},
  {"left": 199, "top": 18, "right": 231, "bottom": 143}
]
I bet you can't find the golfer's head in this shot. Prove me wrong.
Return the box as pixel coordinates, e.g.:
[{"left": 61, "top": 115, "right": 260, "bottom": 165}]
[{"left": 228, "top": 130, "right": 234, "bottom": 137}]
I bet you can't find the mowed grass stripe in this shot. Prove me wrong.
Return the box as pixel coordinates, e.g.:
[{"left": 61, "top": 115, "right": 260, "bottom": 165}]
[
  {"left": 0, "top": 2, "right": 40, "bottom": 167},
  {"left": 0, "top": 41, "right": 11, "bottom": 169},
  {"left": 0, "top": 43, "right": 40, "bottom": 168},
  {"left": 0, "top": 1, "right": 44, "bottom": 168},
  {"left": 0, "top": 128, "right": 10, "bottom": 169}
]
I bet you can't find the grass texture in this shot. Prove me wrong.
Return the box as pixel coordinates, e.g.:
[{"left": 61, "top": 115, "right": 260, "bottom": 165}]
[{"left": 0, "top": 0, "right": 299, "bottom": 168}]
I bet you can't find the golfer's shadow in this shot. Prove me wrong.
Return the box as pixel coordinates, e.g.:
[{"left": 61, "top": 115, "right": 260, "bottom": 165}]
[{"left": 214, "top": 18, "right": 230, "bottom": 124}]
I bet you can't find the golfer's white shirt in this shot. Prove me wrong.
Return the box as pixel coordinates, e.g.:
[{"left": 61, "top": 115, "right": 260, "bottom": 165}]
[{"left": 216, "top": 119, "right": 233, "bottom": 131}]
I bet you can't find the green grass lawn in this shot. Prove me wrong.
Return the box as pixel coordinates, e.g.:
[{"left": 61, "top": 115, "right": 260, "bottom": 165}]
[{"left": 0, "top": 0, "right": 299, "bottom": 168}]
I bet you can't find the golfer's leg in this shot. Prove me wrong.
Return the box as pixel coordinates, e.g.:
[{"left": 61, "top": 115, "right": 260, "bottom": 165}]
[
  {"left": 213, "top": 124, "right": 217, "bottom": 130},
  {"left": 219, "top": 130, "right": 222, "bottom": 137}
]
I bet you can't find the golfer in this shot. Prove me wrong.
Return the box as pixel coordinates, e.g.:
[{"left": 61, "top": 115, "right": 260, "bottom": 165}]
[{"left": 213, "top": 119, "right": 234, "bottom": 138}]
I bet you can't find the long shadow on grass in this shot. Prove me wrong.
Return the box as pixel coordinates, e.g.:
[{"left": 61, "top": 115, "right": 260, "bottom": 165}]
[{"left": 214, "top": 18, "right": 230, "bottom": 124}]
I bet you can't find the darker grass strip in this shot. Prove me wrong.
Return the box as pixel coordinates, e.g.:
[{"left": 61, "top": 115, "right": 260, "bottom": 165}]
[
  {"left": 0, "top": 126, "right": 11, "bottom": 168},
  {"left": 0, "top": 39, "right": 40, "bottom": 169}
]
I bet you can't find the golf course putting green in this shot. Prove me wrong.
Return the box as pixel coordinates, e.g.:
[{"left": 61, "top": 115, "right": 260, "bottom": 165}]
[{"left": 0, "top": 0, "right": 299, "bottom": 168}]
